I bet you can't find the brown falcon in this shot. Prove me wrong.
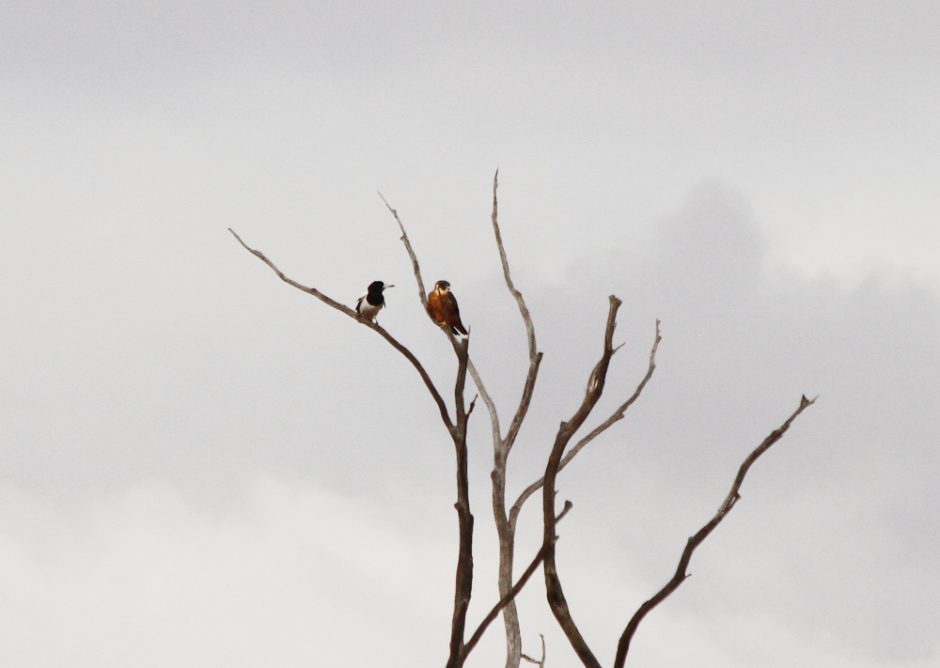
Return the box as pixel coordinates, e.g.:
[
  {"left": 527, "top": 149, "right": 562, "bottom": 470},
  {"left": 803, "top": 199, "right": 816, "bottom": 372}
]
[{"left": 427, "top": 280, "right": 468, "bottom": 336}]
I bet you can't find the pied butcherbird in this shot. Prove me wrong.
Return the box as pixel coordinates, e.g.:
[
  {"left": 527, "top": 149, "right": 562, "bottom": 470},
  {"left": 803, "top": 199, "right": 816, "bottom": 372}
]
[
  {"left": 427, "top": 280, "right": 468, "bottom": 336},
  {"left": 356, "top": 280, "right": 394, "bottom": 322}
]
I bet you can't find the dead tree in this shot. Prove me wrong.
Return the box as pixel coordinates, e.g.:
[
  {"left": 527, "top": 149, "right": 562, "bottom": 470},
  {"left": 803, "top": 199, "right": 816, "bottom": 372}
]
[{"left": 230, "top": 173, "right": 815, "bottom": 667}]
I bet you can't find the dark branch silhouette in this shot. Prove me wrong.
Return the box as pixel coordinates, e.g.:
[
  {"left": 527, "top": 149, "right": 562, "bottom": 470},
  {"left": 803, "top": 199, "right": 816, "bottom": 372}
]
[
  {"left": 612, "top": 393, "right": 817, "bottom": 666},
  {"left": 541, "top": 296, "right": 624, "bottom": 668},
  {"left": 510, "top": 319, "right": 661, "bottom": 529},
  {"left": 375, "top": 199, "right": 477, "bottom": 668},
  {"left": 227, "top": 227, "right": 455, "bottom": 436},
  {"left": 460, "top": 502, "right": 571, "bottom": 665},
  {"left": 446, "top": 336, "right": 474, "bottom": 668}
]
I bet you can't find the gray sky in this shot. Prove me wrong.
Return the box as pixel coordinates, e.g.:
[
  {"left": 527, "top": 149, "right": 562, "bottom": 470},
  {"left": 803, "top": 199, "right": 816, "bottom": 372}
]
[{"left": 1, "top": 2, "right": 938, "bottom": 666}]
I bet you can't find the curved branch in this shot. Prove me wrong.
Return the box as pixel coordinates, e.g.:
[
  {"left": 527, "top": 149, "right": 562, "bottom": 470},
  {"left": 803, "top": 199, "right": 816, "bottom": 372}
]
[
  {"left": 510, "top": 320, "right": 661, "bottom": 528},
  {"left": 484, "top": 169, "right": 542, "bottom": 668},
  {"left": 541, "top": 296, "right": 623, "bottom": 668},
  {"left": 612, "top": 394, "right": 818, "bottom": 667},
  {"left": 229, "top": 227, "right": 359, "bottom": 317},
  {"left": 228, "top": 228, "right": 455, "bottom": 436},
  {"left": 489, "top": 169, "right": 542, "bottom": 454},
  {"left": 468, "top": 359, "right": 502, "bottom": 448}
]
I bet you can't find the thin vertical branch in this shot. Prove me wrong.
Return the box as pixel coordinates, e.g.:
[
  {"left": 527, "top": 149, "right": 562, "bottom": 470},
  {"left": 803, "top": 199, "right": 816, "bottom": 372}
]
[
  {"left": 489, "top": 169, "right": 543, "bottom": 454},
  {"left": 447, "top": 336, "right": 475, "bottom": 668},
  {"left": 376, "top": 198, "right": 478, "bottom": 667},
  {"left": 612, "top": 395, "right": 818, "bottom": 667},
  {"left": 484, "top": 169, "right": 544, "bottom": 668}
]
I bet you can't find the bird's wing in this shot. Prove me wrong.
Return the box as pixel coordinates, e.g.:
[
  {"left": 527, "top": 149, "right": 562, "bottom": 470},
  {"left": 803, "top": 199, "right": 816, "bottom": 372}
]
[
  {"left": 355, "top": 294, "right": 366, "bottom": 313},
  {"left": 446, "top": 292, "right": 468, "bottom": 334},
  {"left": 446, "top": 292, "right": 462, "bottom": 318}
]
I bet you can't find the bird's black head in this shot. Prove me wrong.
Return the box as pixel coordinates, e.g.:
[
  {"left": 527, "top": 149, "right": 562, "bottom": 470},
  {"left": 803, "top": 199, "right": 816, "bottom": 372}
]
[
  {"left": 367, "top": 280, "right": 393, "bottom": 294},
  {"left": 435, "top": 280, "right": 451, "bottom": 291}
]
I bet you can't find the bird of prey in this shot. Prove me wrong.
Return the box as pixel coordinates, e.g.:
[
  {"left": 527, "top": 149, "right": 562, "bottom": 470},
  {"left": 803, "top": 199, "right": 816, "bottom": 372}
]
[
  {"left": 356, "top": 280, "right": 393, "bottom": 322},
  {"left": 427, "top": 280, "right": 468, "bottom": 336}
]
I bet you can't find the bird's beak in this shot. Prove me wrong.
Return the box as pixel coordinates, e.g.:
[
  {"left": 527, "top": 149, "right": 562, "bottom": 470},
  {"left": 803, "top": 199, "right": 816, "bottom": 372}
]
[{"left": 386, "top": 284, "right": 395, "bottom": 289}]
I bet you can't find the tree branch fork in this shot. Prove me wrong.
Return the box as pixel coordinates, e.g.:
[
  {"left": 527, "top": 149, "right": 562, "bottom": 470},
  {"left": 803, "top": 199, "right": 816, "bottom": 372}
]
[{"left": 229, "top": 175, "right": 816, "bottom": 668}]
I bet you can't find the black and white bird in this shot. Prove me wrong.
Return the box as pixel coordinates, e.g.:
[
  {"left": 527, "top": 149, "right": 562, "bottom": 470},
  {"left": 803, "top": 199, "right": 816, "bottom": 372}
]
[{"left": 355, "top": 280, "right": 394, "bottom": 322}]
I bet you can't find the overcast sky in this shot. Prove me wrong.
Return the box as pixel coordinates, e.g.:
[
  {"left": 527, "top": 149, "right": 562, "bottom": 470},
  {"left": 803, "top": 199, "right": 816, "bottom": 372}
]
[{"left": 2, "top": 2, "right": 938, "bottom": 666}]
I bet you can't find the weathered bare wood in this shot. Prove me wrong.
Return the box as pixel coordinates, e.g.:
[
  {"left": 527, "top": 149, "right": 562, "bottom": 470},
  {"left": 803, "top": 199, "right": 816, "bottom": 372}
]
[
  {"left": 489, "top": 170, "right": 542, "bottom": 456},
  {"left": 476, "top": 170, "right": 545, "bottom": 668},
  {"left": 378, "top": 192, "right": 429, "bottom": 308},
  {"left": 612, "top": 394, "right": 818, "bottom": 667},
  {"left": 510, "top": 320, "right": 661, "bottom": 528},
  {"left": 228, "top": 228, "right": 455, "bottom": 437},
  {"left": 235, "top": 182, "right": 815, "bottom": 668},
  {"left": 541, "top": 296, "right": 623, "bottom": 668},
  {"left": 521, "top": 635, "right": 546, "bottom": 667},
  {"left": 446, "top": 336, "right": 475, "bottom": 668},
  {"left": 376, "top": 200, "right": 478, "bottom": 668},
  {"left": 460, "top": 502, "right": 571, "bottom": 664}
]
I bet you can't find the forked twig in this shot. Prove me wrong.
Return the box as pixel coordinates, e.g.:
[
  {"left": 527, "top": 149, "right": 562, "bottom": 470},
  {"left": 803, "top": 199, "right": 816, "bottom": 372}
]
[{"left": 521, "top": 635, "right": 546, "bottom": 667}]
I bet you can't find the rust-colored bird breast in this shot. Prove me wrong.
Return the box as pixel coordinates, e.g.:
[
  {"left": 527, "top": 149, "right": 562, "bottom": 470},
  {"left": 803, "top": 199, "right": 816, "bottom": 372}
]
[{"left": 427, "top": 289, "right": 448, "bottom": 324}]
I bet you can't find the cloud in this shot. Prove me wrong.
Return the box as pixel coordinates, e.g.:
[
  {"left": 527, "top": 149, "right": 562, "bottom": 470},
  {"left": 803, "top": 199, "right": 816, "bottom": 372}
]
[
  {"left": 3, "top": 181, "right": 938, "bottom": 665},
  {"left": 0, "top": 479, "right": 469, "bottom": 667}
]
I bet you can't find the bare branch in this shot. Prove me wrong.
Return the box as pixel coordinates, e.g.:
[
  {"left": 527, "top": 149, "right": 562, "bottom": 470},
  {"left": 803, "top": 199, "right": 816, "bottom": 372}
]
[
  {"left": 468, "top": 358, "right": 502, "bottom": 447},
  {"left": 483, "top": 169, "right": 544, "bottom": 668},
  {"left": 564, "top": 319, "right": 661, "bottom": 463},
  {"left": 228, "top": 228, "right": 455, "bottom": 436},
  {"left": 489, "top": 170, "right": 542, "bottom": 454},
  {"left": 467, "top": 394, "right": 479, "bottom": 418},
  {"left": 510, "top": 320, "right": 661, "bottom": 528},
  {"left": 461, "top": 502, "right": 572, "bottom": 664},
  {"left": 370, "top": 188, "right": 477, "bottom": 668},
  {"left": 541, "top": 296, "right": 623, "bottom": 668},
  {"left": 229, "top": 227, "right": 358, "bottom": 317},
  {"left": 378, "top": 192, "right": 429, "bottom": 308},
  {"left": 521, "top": 635, "right": 546, "bottom": 667},
  {"left": 612, "top": 394, "right": 818, "bottom": 667},
  {"left": 447, "top": 336, "right": 475, "bottom": 668}
]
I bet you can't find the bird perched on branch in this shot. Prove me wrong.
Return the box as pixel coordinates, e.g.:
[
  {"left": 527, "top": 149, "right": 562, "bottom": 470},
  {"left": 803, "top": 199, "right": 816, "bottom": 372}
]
[
  {"left": 356, "top": 280, "right": 393, "bottom": 322},
  {"left": 428, "top": 280, "right": 468, "bottom": 336}
]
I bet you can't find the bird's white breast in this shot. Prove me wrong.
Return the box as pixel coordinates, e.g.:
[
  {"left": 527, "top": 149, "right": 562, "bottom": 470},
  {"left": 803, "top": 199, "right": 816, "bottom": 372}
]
[{"left": 357, "top": 295, "right": 383, "bottom": 319}]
